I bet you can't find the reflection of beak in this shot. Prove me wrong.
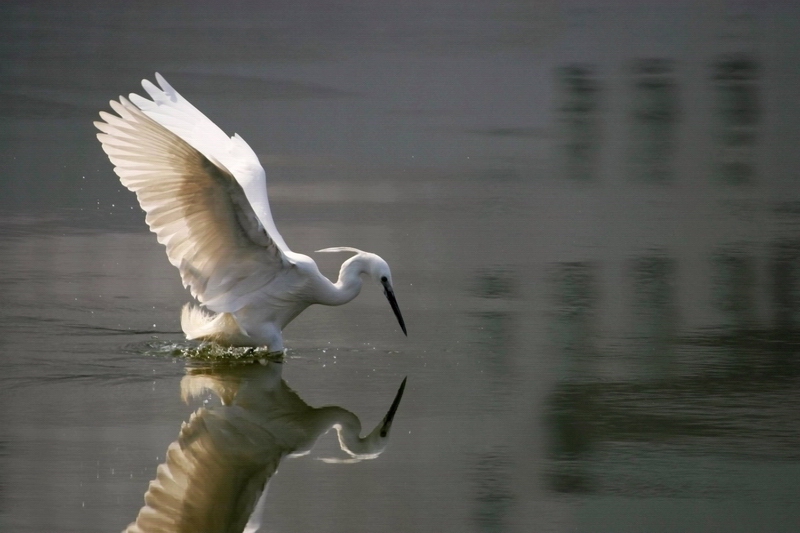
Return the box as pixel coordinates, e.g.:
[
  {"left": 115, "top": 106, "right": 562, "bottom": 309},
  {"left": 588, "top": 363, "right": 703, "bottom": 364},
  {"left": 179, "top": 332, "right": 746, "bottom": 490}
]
[
  {"left": 380, "top": 377, "right": 407, "bottom": 437},
  {"left": 382, "top": 280, "right": 407, "bottom": 336}
]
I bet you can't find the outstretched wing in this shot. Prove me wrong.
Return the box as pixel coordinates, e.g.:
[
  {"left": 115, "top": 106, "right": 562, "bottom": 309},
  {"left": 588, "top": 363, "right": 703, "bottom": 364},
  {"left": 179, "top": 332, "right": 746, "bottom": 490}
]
[
  {"left": 95, "top": 96, "right": 289, "bottom": 312},
  {"left": 129, "top": 73, "right": 290, "bottom": 253}
]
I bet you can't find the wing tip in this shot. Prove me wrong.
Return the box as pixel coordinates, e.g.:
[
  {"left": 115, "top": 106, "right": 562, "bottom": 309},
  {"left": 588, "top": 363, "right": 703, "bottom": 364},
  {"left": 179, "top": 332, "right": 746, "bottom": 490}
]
[{"left": 141, "top": 72, "right": 176, "bottom": 103}]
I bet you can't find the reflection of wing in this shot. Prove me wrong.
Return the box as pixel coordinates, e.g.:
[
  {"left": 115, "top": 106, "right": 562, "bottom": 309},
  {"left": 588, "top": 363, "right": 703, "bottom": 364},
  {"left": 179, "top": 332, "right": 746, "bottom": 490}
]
[
  {"left": 95, "top": 97, "right": 290, "bottom": 312},
  {"left": 123, "top": 405, "right": 288, "bottom": 533}
]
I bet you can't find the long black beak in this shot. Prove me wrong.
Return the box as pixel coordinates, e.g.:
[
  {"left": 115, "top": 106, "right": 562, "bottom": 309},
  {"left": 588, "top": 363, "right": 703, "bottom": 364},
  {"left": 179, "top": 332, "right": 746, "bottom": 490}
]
[
  {"left": 380, "top": 376, "right": 407, "bottom": 437},
  {"left": 382, "top": 280, "right": 407, "bottom": 336}
]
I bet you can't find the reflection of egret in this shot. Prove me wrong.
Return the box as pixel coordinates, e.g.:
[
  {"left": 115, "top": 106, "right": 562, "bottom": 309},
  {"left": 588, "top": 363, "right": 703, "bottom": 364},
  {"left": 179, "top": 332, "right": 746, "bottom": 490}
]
[
  {"left": 123, "top": 359, "right": 407, "bottom": 533},
  {"left": 95, "top": 74, "right": 406, "bottom": 351}
]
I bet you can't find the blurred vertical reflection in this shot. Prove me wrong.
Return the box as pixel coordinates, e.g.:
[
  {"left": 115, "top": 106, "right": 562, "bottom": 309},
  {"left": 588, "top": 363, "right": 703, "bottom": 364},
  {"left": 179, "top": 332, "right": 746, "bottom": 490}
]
[
  {"left": 545, "top": 262, "right": 600, "bottom": 493},
  {"left": 712, "top": 247, "right": 758, "bottom": 331},
  {"left": 544, "top": 384, "right": 596, "bottom": 494},
  {"left": 471, "top": 268, "right": 517, "bottom": 301},
  {"left": 549, "top": 262, "right": 599, "bottom": 380},
  {"left": 0, "top": 440, "right": 5, "bottom": 516},
  {"left": 469, "top": 448, "right": 514, "bottom": 533},
  {"left": 556, "top": 65, "right": 601, "bottom": 181},
  {"left": 630, "top": 253, "right": 677, "bottom": 374},
  {"left": 628, "top": 58, "right": 679, "bottom": 182},
  {"left": 713, "top": 53, "right": 760, "bottom": 184},
  {"left": 771, "top": 240, "right": 800, "bottom": 331},
  {"left": 468, "top": 268, "right": 519, "bottom": 411}
]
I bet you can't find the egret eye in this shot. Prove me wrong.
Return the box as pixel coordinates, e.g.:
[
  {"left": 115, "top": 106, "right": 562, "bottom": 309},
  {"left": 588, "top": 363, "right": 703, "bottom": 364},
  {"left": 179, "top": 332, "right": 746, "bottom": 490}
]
[{"left": 381, "top": 276, "right": 388, "bottom": 283}]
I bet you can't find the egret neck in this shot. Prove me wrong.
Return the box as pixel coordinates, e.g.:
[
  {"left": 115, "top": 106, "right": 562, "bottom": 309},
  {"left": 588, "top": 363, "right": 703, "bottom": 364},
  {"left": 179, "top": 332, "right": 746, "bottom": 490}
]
[{"left": 316, "top": 248, "right": 407, "bottom": 335}]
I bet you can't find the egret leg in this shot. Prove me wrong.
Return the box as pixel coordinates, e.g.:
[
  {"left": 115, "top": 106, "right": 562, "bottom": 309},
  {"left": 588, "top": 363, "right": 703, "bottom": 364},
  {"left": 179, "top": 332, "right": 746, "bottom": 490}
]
[
  {"left": 257, "top": 325, "right": 284, "bottom": 352},
  {"left": 234, "top": 311, "right": 285, "bottom": 351}
]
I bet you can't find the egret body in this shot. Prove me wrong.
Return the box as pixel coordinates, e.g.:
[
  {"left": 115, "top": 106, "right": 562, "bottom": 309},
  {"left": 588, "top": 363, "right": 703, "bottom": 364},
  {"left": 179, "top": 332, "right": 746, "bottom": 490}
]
[{"left": 95, "top": 74, "right": 406, "bottom": 351}]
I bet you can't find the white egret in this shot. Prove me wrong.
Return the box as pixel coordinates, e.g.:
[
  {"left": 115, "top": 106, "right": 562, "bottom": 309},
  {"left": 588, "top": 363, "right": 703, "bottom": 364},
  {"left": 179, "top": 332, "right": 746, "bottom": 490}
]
[
  {"left": 95, "top": 73, "right": 406, "bottom": 351},
  {"left": 122, "top": 360, "right": 407, "bottom": 533}
]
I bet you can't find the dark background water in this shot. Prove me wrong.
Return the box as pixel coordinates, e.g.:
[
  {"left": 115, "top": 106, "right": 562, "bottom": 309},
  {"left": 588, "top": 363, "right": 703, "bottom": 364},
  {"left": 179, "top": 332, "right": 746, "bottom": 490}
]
[{"left": 2, "top": 1, "right": 800, "bottom": 532}]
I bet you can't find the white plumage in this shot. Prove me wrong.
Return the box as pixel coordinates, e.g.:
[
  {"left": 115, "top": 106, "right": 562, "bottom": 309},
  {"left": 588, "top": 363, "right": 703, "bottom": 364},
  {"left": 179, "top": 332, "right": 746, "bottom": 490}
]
[{"left": 95, "top": 74, "right": 406, "bottom": 350}]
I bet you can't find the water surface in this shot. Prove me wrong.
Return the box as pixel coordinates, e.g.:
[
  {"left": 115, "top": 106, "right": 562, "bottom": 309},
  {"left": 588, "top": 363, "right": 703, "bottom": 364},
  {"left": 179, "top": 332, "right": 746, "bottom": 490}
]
[{"left": 2, "top": 2, "right": 800, "bottom": 532}]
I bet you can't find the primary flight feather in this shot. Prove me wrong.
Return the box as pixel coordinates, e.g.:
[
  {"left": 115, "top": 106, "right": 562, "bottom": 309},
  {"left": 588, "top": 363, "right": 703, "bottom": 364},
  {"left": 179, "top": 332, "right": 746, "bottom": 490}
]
[{"left": 95, "top": 73, "right": 406, "bottom": 351}]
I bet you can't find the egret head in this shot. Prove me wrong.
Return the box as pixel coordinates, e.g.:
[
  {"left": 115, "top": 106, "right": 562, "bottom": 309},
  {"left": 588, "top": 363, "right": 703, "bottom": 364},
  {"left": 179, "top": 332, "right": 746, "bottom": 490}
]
[
  {"left": 369, "top": 256, "right": 407, "bottom": 337},
  {"left": 317, "top": 247, "right": 407, "bottom": 336}
]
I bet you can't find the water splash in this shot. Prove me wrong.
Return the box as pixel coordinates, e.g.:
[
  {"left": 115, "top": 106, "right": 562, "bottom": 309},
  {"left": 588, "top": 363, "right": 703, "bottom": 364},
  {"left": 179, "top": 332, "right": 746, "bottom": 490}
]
[{"left": 124, "top": 339, "right": 284, "bottom": 364}]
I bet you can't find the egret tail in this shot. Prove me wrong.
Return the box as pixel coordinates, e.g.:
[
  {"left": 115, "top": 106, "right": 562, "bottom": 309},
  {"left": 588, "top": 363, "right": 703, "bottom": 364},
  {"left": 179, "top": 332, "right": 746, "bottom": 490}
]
[{"left": 181, "top": 304, "right": 252, "bottom": 347}]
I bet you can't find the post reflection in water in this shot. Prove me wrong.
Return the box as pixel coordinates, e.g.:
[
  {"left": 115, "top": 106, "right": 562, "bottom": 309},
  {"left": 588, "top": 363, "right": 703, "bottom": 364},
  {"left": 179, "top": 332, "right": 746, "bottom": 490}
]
[
  {"left": 628, "top": 58, "right": 678, "bottom": 183},
  {"left": 123, "top": 358, "right": 406, "bottom": 533},
  {"left": 545, "top": 247, "right": 800, "bottom": 502},
  {"left": 557, "top": 64, "right": 601, "bottom": 181}
]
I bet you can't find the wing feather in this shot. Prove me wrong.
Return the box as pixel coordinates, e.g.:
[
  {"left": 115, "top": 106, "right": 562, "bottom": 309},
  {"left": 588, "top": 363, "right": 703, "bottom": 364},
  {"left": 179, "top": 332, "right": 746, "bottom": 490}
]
[
  {"left": 95, "top": 96, "right": 289, "bottom": 313},
  {"left": 129, "top": 73, "right": 291, "bottom": 253}
]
